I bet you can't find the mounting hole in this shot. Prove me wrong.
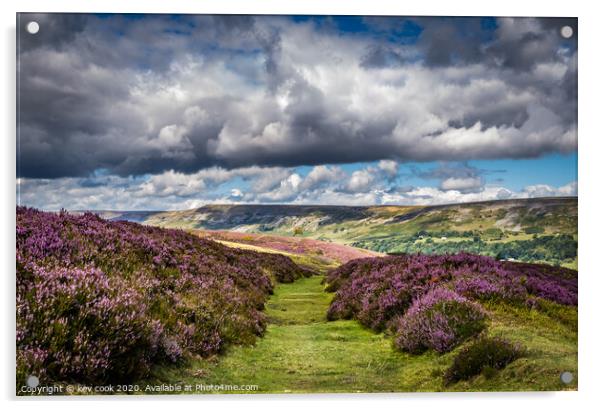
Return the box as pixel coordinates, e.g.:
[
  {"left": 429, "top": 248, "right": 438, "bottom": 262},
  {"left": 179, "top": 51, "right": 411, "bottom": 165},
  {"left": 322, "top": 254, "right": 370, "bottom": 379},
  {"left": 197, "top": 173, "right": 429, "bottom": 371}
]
[
  {"left": 560, "top": 371, "right": 573, "bottom": 384},
  {"left": 26, "top": 375, "right": 39, "bottom": 388},
  {"left": 26, "top": 21, "right": 40, "bottom": 35},
  {"left": 560, "top": 25, "right": 573, "bottom": 39}
]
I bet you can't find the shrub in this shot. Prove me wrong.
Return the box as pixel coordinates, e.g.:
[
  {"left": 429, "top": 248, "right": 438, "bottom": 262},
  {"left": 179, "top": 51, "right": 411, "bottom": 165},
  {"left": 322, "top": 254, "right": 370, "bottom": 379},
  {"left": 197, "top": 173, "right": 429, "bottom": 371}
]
[
  {"left": 394, "top": 287, "right": 487, "bottom": 354},
  {"left": 325, "top": 253, "right": 577, "bottom": 335},
  {"left": 525, "top": 226, "right": 544, "bottom": 234},
  {"left": 16, "top": 206, "right": 310, "bottom": 386},
  {"left": 16, "top": 265, "right": 160, "bottom": 384},
  {"left": 444, "top": 336, "right": 524, "bottom": 385},
  {"left": 454, "top": 276, "right": 527, "bottom": 302}
]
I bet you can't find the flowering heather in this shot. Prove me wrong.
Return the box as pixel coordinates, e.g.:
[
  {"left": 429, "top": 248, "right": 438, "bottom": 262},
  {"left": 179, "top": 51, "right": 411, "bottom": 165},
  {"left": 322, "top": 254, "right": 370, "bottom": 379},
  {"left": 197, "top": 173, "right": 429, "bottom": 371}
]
[
  {"left": 16, "top": 207, "right": 311, "bottom": 385},
  {"left": 195, "top": 230, "right": 380, "bottom": 264},
  {"left": 393, "top": 287, "right": 486, "bottom": 353},
  {"left": 326, "top": 253, "right": 577, "bottom": 344}
]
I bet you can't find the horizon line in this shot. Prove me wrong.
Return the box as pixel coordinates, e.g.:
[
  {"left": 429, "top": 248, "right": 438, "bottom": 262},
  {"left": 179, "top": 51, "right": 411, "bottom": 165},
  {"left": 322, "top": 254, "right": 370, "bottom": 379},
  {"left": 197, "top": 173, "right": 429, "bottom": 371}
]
[{"left": 19, "top": 195, "right": 578, "bottom": 214}]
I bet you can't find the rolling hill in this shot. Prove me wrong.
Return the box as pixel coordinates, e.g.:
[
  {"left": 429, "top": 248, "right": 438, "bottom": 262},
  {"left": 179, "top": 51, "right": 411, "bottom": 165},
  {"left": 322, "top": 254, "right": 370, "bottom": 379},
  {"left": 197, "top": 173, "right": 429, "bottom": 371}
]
[{"left": 94, "top": 197, "right": 577, "bottom": 268}]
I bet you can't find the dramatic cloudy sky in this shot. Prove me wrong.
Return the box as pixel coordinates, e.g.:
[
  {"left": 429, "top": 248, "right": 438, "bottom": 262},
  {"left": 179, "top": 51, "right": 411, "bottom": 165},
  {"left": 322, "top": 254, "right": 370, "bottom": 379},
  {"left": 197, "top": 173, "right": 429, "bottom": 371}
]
[{"left": 17, "top": 13, "right": 577, "bottom": 210}]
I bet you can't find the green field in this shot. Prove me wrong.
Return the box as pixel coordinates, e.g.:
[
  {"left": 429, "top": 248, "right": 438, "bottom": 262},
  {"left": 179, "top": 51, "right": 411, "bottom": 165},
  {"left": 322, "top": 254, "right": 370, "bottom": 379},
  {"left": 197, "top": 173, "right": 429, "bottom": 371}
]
[{"left": 144, "top": 275, "right": 577, "bottom": 393}]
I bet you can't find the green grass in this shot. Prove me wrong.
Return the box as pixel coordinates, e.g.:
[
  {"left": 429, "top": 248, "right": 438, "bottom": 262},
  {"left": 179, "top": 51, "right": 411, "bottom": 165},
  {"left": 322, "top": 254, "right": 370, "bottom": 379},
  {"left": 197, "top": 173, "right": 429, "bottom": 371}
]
[
  {"left": 143, "top": 275, "right": 577, "bottom": 394},
  {"left": 146, "top": 276, "right": 415, "bottom": 393}
]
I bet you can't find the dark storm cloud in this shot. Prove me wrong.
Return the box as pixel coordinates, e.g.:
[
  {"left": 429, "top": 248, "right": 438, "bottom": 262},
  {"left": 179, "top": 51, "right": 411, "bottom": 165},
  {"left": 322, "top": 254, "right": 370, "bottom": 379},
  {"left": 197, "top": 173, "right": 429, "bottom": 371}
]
[
  {"left": 17, "top": 14, "right": 577, "bottom": 179},
  {"left": 412, "top": 16, "right": 577, "bottom": 71},
  {"left": 410, "top": 16, "right": 577, "bottom": 127},
  {"left": 360, "top": 44, "right": 408, "bottom": 68},
  {"left": 539, "top": 17, "right": 578, "bottom": 40},
  {"left": 448, "top": 104, "right": 530, "bottom": 130},
  {"left": 252, "top": 24, "right": 285, "bottom": 93},
  {"left": 18, "top": 13, "right": 88, "bottom": 52},
  {"left": 416, "top": 17, "right": 486, "bottom": 67},
  {"left": 17, "top": 46, "right": 143, "bottom": 178}
]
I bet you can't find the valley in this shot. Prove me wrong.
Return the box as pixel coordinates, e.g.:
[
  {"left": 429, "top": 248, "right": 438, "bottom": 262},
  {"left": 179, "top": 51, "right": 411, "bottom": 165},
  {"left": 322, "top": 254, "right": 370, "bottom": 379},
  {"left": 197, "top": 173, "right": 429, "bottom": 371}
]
[{"left": 97, "top": 197, "right": 578, "bottom": 268}]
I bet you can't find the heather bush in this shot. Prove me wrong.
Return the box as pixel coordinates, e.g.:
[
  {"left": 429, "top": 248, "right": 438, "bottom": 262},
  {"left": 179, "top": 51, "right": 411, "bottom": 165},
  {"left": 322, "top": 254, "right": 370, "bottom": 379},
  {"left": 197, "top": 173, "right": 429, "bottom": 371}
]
[
  {"left": 326, "top": 253, "right": 576, "bottom": 335},
  {"left": 195, "top": 230, "right": 378, "bottom": 265},
  {"left": 453, "top": 275, "right": 527, "bottom": 302},
  {"left": 502, "top": 262, "right": 577, "bottom": 305},
  {"left": 16, "top": 207, "right": 311, "bottom": 385},
  {"left": 444, "top": 336, "right": 524, "bottom": 385},
  {"left": 16, "top": 264, "right": 159, "bottom": 384},
  {"left": 394, "top": 287, "right": 487, "bottom": 354}
]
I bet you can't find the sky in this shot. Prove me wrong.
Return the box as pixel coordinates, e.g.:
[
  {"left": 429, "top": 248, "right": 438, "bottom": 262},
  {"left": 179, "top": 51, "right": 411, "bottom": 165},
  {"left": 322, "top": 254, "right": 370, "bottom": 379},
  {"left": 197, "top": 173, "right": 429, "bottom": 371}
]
[{"left": 16, "top": 14, "right": 577, "bottom": 210}]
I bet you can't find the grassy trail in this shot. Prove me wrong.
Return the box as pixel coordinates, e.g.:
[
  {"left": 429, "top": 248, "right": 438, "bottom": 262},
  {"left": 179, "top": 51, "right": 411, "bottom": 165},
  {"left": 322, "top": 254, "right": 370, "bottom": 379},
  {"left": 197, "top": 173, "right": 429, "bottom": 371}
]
[
  {"left": 153, "top": 275, "right": 425, "bottom": 393},
  {"left": 150, "top": 275, "right": 577, "bottom": 393}
]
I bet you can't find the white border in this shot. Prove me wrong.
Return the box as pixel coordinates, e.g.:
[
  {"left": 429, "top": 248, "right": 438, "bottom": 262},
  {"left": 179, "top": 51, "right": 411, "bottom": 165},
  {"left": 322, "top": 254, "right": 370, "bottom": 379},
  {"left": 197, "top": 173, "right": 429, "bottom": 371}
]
[{"left": 2, "top": 1, "right": 601, "bottom": 408}]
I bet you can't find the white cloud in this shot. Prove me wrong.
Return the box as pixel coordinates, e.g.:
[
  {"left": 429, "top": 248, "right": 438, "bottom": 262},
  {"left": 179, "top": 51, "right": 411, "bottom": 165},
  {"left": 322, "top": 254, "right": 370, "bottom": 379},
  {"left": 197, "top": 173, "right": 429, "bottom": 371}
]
[
  {"left": 346, "top": 169, "right": 377, "bottom": 193},
  {"left": 139, "top": 170, "right": 205, "bottom": 197},
  {"left": 521, "top": 181, "right": 577, "bottom": 198},
  {"left": 440, "top": 176, "right": 484, "bottom": 193},
  {"left": 18, "top": 162, "right": 577, "bottom": 211},
  {"left": 152, "top": 124, "right": 194, "bottom": 153},
  {"left": 230, "top": 188, "right": 243, "bottom": 198},
  {"left": 299, "top": 165, "right": 345, "bottom": 191},
  {"left": 558, "top": 181, "right": 578, "bottom": 196},
  {"left": 378, "top": 160, "right": 399, "bottom": 178},
  {"left": 255, "top": 173, "right": 303, "bottom": 202}
]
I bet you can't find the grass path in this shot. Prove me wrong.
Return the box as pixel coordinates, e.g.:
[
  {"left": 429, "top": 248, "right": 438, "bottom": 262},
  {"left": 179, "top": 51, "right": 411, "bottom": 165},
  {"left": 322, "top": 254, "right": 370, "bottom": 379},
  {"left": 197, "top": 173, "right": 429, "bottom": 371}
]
[
  {"left": 149, "top": 275, "right": 577, "bottom": 393},
  {"left": 152, "top": 275, "right": 427, "bottom": 393}
]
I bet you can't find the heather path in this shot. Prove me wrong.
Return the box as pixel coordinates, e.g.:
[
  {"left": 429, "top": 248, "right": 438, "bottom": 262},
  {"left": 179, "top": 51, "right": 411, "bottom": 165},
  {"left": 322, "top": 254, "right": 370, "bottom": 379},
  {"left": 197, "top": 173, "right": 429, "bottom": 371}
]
[{"left": 154, "top": 275, "right": 421, "bottom": 393}]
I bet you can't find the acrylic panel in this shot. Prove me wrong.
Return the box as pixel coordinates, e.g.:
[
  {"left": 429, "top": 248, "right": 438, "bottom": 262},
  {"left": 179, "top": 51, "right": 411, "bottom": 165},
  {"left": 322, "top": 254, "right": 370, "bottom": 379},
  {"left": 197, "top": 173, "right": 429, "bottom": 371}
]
[{"left": 16, "top": 13, "right": 577, "bottom": 395}]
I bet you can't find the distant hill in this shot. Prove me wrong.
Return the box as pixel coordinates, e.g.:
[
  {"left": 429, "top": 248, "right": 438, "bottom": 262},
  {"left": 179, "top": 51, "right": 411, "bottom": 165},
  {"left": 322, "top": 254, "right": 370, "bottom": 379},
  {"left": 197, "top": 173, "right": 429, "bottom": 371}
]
[{"left": 93, "top": 197, "right": 577, "bottom": 268}]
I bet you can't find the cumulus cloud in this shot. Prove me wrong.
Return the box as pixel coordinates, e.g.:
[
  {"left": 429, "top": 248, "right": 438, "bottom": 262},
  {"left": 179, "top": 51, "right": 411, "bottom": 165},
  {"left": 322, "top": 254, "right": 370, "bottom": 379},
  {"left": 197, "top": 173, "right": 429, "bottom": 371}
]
[
  {"left": 522, "top": 181, "right": 577, "bottom": 198},
  {"left": 378, "top": 160, "right": 399, "bottom": 178},
  {"left": 346, "top": 169, "right": 377, "bottom": 193},
  {"left": 440, "top": 177, "right": 484, "bottom": 193},
  {"left": 342, "top": 161, "right": 402, "bottom": 193},
  {"left": 299, "top": 165, "right": 345, "bottom": 191},
  {"left": 139, "top": 170, "right": 205, "bottom": 197},
  {"left": 381, "top": 180, "right": 577, "bottom": 206},
  {"left": 16, "top": 14, "right": 577, "bottom": 210},
  {"left": 17, "top": 14, "right": 577, "bottom": 180},
  {"left": 17, "top": 160, "right": 576, "bottom": 210},
  {"left": 415, "top": 162, "right": 489, "bottom": 193},
  {"left": 230, "top": 188, "right": 243, "bottom": 198},
  {"left": 256, "top": 173, "right": 303, "bottom": 202}
]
